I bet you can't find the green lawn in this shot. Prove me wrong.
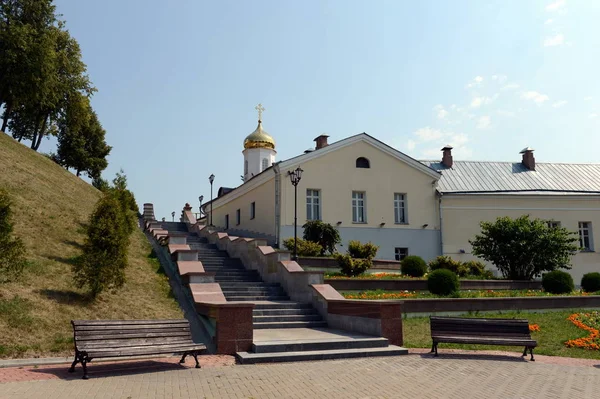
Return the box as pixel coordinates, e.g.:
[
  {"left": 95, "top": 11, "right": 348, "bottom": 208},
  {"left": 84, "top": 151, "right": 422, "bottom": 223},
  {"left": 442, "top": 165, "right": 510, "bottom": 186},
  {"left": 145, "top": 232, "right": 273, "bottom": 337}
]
[{"left": 402, "top": 310, "right": 600, "bottom": 359}]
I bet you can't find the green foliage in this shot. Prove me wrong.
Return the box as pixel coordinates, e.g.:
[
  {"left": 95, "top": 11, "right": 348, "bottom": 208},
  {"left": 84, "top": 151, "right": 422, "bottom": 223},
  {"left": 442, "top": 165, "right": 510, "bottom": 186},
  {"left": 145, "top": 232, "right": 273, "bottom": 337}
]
[
  {"left": 580, "top": 273, "right": 600, "bottom": 293},
  {"left": 463, "top": 260, "right": 489, "bottom": 277},
  {"left": 334, "top": 253, "right": 372, "bottom": 277},
  {"left": 282, "top": 238, "right": 323, "bottom": 257},
  {"left": 427, "top": 269, "right": 459, "bottom": 296},
  {"left": 73, "top": 194, "right": 129, "bottom": 298},
  {"left": 108, "top": 170, "right": 138, "bottom": 235},
  {"left": 400, "top": 255, "right": 427, "bottom": 277},
  {"left": 0, "top": 189, "right": 26, "bottom": 282},
  {"left": 542, "top": 270, "right": 574, "bottom": 294},
  {"left": 302, "top": 220, "right": 341, "bottom": 255},
  {"left": 91, "top": 176, "right": 110, "bottom": 192},
  {"left": 470, "top": 215, "right": 579, "bottom": 280},
  {"left": 428, "top": 255, "right": 466, "bottom": 275},
  {"left": 347, "top": 240, "right": 379, "bottom": 259}
]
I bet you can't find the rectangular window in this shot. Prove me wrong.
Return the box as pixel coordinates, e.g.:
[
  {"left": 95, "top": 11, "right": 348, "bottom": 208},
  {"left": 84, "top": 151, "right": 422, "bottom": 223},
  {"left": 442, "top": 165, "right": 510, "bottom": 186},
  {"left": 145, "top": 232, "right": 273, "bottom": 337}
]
[
  {"left": 225, "top": 214, "right": 229, "bottom": 230},
  {"left": 352, "top": 191, "right": 366, "bottom": 223},
  {"left": 250, "top": 202, "right": 256, "bottom": 220},
  {"left": 395, "top": 247, "right": 409, "bottom": 261},
  {"left": 394, "top": 193, "right": 407, "bottom": 224},
  {"left": 579, "top": 222, "right": 593, "bottom": 251},
  {"left": 236, "top": 209, "right": 241, "bottom": 225},
  {"left": 547, "top": 221, "right": 561, "bottom": 229},
  {"left": 306, "top": 189, "right": 321, "bottom": 221}
]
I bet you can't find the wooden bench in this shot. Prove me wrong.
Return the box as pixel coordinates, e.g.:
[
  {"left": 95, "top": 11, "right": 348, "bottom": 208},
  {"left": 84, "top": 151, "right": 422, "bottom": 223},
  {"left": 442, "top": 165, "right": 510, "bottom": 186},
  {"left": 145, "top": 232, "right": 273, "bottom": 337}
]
[
  {"left": 69, "top": 319, "right": 207, "bottom": 379},
  {"left": 430, "top": 316, "right": 537, "bottom": 361}
]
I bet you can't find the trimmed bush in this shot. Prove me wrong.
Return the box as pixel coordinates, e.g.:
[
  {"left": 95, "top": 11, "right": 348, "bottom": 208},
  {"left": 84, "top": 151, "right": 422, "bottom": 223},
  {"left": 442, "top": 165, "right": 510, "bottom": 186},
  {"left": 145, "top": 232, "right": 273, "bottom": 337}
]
[
  {"left": 347, "top": 240, "right": 379, "bottom": 259},
  {"left": 581, "top": 272, "right": 600, "bottom": 293},
  {"left": 400, "top": 255, "right": 427, "bottom": 277},
  {"left": 542, "top": 270, "right": 574, "bottom": 294},
  {"left": 463, "top": 260, "right": 486, "bottom": 277},
  {"left": 427, "top": 269, "right": 459, "bottom": 296},
  {"left": 428, "top": 256, "right": 467, "bottom": 276},
  {"left": 335, "top": 253, "right": 372, "bottom": 277},
  {"left": 282, "top": 238, "right": 323, "bottom": 257},
  {"left": 302, "top": 220, "right": 341, "bottom": 255}
]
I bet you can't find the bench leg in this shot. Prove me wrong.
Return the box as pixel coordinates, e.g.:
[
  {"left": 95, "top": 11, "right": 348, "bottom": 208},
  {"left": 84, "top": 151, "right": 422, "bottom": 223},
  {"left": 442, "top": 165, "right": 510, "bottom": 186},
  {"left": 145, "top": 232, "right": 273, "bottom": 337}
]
[
  {"left": 433, "top": 343, "right": 438, "bottom": 357},
  {"left": 81, "top": 356, "right": 89, "bottom": 380},
  {"left": 179, "top": 353, "right": 188, "bottom": 364},
  {"left": 430, "top": 343, "right": 436, "bottom": 353},
  {"left": 192, "top": 352, "right": 200, "bottom": 369},
  {"left": 68, "top": 352, "right": 79, "bottom": 373},
  {"left": 522, "top": 347, "right": 528, "bottom": 357},
  {"left": 529, "top": 347, "right": 535, "bottom": 362}
]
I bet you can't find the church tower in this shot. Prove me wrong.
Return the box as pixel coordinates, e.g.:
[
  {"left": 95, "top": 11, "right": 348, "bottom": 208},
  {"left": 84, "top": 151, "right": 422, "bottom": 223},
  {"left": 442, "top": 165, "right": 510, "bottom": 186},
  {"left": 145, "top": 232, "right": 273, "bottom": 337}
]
[{"left": 243, "top": 104, "right": 276, "bottom": 181}]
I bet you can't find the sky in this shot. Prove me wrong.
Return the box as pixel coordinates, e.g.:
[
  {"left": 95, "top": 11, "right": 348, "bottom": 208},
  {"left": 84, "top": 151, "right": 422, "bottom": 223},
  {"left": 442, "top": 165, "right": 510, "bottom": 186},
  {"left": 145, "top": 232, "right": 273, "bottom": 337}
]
[{"left": 45, "top": 0, "right": 600, "bottom": 219}]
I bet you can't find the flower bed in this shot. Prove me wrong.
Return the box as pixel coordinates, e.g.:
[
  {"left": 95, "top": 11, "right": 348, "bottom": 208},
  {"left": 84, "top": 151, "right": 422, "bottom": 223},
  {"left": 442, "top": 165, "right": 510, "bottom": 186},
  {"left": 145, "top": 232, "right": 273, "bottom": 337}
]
[
  {"left": 342, "top": 289, "right": 599, "bottom": 300},
  {"left": 325, "top": 272, "right": 410, "bottom": 280},
  {"left": 564, "top": 312, "right": 600, "bottom": 351}
]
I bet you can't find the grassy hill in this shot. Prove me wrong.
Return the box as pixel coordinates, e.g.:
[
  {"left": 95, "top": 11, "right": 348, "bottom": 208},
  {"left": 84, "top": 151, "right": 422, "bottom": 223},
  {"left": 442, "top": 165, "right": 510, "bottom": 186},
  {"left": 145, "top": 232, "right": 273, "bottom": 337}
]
[{"left": 0, "top": 132, "right": 182, "bottom": 358}]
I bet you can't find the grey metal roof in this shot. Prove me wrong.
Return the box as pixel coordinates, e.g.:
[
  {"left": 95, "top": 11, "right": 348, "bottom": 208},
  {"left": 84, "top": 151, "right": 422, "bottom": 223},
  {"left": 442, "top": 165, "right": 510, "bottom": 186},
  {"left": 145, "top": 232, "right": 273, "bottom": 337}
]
[{"left": 420, "top": 161, "right": 600, "bottom": 194}]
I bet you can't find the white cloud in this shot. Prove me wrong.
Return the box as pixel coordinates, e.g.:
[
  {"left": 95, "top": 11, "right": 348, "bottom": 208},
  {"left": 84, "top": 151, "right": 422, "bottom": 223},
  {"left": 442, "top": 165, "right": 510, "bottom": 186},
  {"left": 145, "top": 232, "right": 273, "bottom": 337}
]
[
  {"left": 433, "top": 104, "right": 449, "bottom": 119},
  {"left": 475, "top": 76, "right": 483, "bottom": 83},
  {"left": 407, "top": 139, "right": 416, "bottom": 151},
  {"left": 502, "top": 83, "right": 520, "bottom": 90},
  {"left": 497, "top": 110, "right": 516, "bottom": 117},
  {"left": 521, "top": 91, "right": 549, "bottom": 104},
  {"left": 466, "top": 76, "right": 484, "bottom": 88},
  {"left": 414, "top": 127, "right": 445, "bottom": 142},
  {"left": 544, "top": 33, "right": 565, "bottom": 47},
  {"left": 412, "top": 128, "right": 471, "bottom": 159},
  {"left": 552, "top": 100, "right": 567, "bottom": 108},
  {"left": 545, "top": 18, "right": 554, "bottom": 24},
  {"left": 476, "top": 116, "right": 491, "bottom": 129},
  {"left": 470, "top": 96, "right": 491, "bottom": 108},
  {"left": 491, "top": 75, "right": 508, "bottom": 83},
  {"left": 546, "top": 0, "right": 566, "bottom": 12},
  {"left": 590, "top": 113, "right": 598, "bottom": 119},
  {"left": 584, "top": 96, "right": 593, "bottom": 101}
]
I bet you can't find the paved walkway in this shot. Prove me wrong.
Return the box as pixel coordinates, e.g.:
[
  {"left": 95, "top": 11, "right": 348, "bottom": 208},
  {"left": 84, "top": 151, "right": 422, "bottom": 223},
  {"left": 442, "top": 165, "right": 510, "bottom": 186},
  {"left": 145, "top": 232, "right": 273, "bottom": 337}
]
[{"left": 1, "top": 351, "right": 599, "bottom": 399}]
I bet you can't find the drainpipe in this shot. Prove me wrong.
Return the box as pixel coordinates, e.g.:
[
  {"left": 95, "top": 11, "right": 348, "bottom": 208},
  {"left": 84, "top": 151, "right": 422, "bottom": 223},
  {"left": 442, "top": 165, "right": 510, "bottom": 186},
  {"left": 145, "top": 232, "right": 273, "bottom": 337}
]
[
  {"left": 273, "top": 162, "right": 282, "bottom": 248},
  {"left": 438, "top": 192, "right": 443, "bottom": 257}
]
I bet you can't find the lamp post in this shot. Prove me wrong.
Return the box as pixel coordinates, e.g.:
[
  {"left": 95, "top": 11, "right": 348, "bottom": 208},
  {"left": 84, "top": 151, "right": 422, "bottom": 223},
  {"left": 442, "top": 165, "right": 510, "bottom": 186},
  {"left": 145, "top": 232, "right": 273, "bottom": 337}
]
[
  {"left": 198, "top": 195, "right": 204, "bottom": 219},
  {"left": 209, "top": 174, "right": 215, "bottom": 227},
  {"left": 171, "top": 211, "right": 175, "bottom": 222},
  {"left": 287, "top": 167, "right": 303, "bottom": 261}
]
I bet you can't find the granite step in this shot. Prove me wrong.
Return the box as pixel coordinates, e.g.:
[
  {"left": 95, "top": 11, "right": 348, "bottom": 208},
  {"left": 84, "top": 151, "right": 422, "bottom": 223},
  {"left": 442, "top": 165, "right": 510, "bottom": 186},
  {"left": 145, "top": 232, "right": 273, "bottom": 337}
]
[
  {"left": 252, "top": 302, "right": 313, "bottom": 310},
  {"left": 252, "top": 315, "right": 323, "bottom": 323},
  {"left": 252, "top": 321, "right": 327, "bottom": 329},
  {"left": 251, "top": 337, "right": 389, "bottom": 353},
  {"left": 252, "top": 308, "right": 318, "bottom": 316},
  {"left": 236, "top": 345, "right": 408, "bottom": 364},
  {"left": 222, "top": 289, "right": 286, "bottom": 295},
  {"left": 214, "top": 277, "right": 264, "bottom": 282},
  {"left": 224, "top": 295, "right": 290, "bottom": 301}
]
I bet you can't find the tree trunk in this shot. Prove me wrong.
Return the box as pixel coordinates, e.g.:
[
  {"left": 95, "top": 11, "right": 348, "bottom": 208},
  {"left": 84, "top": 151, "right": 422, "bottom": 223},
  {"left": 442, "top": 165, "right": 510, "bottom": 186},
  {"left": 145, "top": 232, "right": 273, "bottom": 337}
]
[
  {"left": 32, "top": 114, "right": 48, "bottom": 151},
  {"left": 76, "top": 169, "right": 81, "bottom": 177},
  {"left": 1, "top": 101, "right": 12, "bottom": 132}
]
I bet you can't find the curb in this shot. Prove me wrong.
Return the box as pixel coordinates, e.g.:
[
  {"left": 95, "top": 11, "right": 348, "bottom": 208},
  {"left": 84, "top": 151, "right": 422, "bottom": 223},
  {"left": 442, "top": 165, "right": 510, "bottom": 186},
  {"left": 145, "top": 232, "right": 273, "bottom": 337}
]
[{"left": 0, "top": 353, "right": 173, "bottom": 369}]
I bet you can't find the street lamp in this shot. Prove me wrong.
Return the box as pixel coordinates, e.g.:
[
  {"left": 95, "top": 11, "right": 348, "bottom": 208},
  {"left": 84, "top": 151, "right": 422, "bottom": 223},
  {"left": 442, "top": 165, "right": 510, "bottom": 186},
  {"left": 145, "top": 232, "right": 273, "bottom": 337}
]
[
  {"left": 198, "top": 195, "right": 204, "bottom": 219},
  {"left": 209, "top": 174, "right": 215, "bottom": 227},
  {"left": 171, "top": 211, "right": 175, "bottom": 222},
  {"left": 287, "top": 167, "right": 303, "bottom": 261}
]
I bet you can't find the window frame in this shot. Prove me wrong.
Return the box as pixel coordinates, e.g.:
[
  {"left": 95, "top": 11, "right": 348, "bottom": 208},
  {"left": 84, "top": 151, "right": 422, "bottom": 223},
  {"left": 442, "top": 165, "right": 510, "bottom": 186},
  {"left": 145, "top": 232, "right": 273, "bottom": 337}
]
[
  {"left": 236, "top": 209, "right": 241, "bottom": 225},
  {"left": 393, "top": 193, "right": 408, "bottom": 224},
  {"left": 394, "top": 247, "right": 409, "bottom": 261},
  {"left": 262, "top": 158, "right": 269, "bottom": 171},
  {"left": 250, "top": 202, "right": 256, "bottom": 220},
  {"left": 352, "top": 191, "right": 366, "bottom": 223},
  {"left": 578, "top": 221, "right": 593, "bottom": 251},
  {"left": 356, "top": 157, "right": 370, "bottom": 168},
  {"left": 306, "top": 189, "right": 321, "bottom": 221},
  {"left": 225, "top": 214, "right": 229, "bottom": 230}
]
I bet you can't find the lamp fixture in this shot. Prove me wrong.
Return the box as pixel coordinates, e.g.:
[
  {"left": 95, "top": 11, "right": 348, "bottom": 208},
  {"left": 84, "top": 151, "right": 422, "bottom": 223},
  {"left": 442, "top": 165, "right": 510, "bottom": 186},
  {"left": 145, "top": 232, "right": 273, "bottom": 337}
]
[
  {"left": 422, "top": 223, "right": 428, "bottom": 229},
  {"left": 336, "top": 221, "right": 342, "bottom": 226},
  {"left": 459, "top": 249, "right": 466, "bottom": 254},
  {"left": 379, "top": 222, "right": 386, "bottom": 227}
]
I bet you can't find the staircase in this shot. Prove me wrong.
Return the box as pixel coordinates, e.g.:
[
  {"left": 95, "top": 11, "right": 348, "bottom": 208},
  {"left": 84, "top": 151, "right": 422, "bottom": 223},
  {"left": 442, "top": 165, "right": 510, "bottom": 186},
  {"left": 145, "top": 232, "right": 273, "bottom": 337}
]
[{"left": 160, "top": 222, "right": 407, "bottom": 363}]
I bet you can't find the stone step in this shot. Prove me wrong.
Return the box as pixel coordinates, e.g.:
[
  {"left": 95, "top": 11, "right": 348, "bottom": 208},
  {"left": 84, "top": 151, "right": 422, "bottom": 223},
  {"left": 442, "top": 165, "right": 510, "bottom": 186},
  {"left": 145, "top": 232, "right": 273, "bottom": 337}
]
[
  {"left": 251, "top": 337, "right": 389, "bottom": 353},
  {"left": 221, "top": 287, "right": 285, "bottom": 293},
  {"left": 252, "top": 308, "right": 318, "bottom": 316},
  {"left": 252, "top": 321, "right": 327, "bottom": 329},
  {"left": 214, "top": 277, "right": 264, "bottom": 282},
  {"left": 222, "top": 290, "right": 286, "bottom": 296},
  {"left": 219, "top": 282, "right": 281, "bottom": 287},
  {"left": 224, "top": 295, "right": 290, "bottom": 301},
  {"left": 212, "top": 271, "right": 260, "bottom": 276},
  {"left": 252, "top": 302, "right": 312, "bottom": 310},
  {"left": 236, "top": 345, "right": 408, "bottom": 364},
  {"left": 252, "top": 315, "right": 323, "bottom": 323}
]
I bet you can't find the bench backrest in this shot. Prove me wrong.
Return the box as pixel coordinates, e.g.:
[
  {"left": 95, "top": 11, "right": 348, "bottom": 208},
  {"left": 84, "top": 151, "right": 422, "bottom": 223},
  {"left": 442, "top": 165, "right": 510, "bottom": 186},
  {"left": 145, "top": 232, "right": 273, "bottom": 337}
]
[
  {"left": 430, "top": 316, "right": 531, "bottom": 338},
  {"left": 72, "top": 319, "right": 193, "bottom": 350}
]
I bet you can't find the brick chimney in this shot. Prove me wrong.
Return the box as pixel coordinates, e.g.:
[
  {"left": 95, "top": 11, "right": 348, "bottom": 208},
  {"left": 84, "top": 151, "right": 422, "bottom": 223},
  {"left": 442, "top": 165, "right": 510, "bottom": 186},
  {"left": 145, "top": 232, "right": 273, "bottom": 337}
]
[
  {"left": 441, "top": 145, "right": 453, "bottom": 168},
  {"left": 314, "top": 134, "right": 329, "bottom": 150},
  {"left": 520, "top": 147, "right": 535, "bottom": 171}
]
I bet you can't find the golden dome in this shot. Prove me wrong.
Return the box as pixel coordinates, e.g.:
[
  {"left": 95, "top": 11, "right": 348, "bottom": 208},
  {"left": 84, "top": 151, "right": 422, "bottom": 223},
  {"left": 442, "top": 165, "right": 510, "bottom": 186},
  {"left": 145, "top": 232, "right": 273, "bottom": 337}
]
[{"left": 243, "top": 121, "right": 276, "bottom": 150}]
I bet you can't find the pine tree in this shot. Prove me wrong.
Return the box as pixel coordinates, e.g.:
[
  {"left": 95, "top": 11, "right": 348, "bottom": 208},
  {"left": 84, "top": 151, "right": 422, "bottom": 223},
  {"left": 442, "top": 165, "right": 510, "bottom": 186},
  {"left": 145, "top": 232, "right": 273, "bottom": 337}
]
[{"left": 73, "top": 194, "right": 128, "bottom": 298}]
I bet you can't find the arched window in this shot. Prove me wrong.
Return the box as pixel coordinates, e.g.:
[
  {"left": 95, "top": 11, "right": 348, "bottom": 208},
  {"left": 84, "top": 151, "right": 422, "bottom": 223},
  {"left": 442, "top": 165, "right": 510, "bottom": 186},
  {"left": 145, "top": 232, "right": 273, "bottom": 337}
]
[
  {"left": 262, "top": 158, "right": 269, "bottom": 171},
  {"left": 356, "top": 157, "right": 370, "bottom": 168},
  {"left": 244, "top": 160, "right": 248, "bottom": 175}
]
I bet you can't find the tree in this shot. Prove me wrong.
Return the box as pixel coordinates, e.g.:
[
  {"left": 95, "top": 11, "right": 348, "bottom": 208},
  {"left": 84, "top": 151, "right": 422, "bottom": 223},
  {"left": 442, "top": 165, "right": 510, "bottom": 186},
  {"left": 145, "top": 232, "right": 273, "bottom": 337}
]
[
  {"left": 73, "top": 194, "right": 128, "bottom": 298},
  {"left": 469, "top": 215, "right": 579, "bottom": 280},
  {"left": 108, "top": 170, "right": 139, "bottom": 235},
  {"left": 302, "top": 220, "right": 341, "bottom": 255},
  {"left": 0, "top": 188, "right": 26, "bottom": 282}
]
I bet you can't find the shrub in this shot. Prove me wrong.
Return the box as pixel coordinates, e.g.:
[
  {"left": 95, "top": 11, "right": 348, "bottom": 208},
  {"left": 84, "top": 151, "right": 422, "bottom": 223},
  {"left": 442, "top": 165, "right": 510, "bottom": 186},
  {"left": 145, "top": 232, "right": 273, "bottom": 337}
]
[
  {"left": 463, "top": 260, "right": 487, "bottom": 277},
  {"left": 0, "top": 189, "right": 26, "bottom": 282},
  {"left": 282, "top": 238, "right": 323, "bottom": 257},
  {"left": 302, "top": 220, "right": 341, "bottom": 255},
  {"left": 347, "top": 240, "right": 379, "bottom": 259},
  {"left": 335, "top": 253, "right": 372, "bottom": 277},
  {"left": 428, "top": 256, "right": 467, "bottom": 276},
  {"left": 73, "top": 195, "right": 130, "bottom": 298},
  {"left": 401, "top": 255, "right": 427, "bottom": 277},
  {"left": 581, "top": 272, "right": 600, "bottom": 293},
  {"left": 427, "top": 269, "right": 459, "bottom": 296},
  {"left": 542, "top": 270, "right": 574, "bottom": 294}
]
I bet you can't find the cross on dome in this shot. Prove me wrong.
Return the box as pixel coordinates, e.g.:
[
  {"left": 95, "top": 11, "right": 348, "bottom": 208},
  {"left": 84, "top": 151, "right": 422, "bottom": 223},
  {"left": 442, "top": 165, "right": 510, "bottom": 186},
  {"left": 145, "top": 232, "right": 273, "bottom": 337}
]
[{"left": 255, "top": 103, "right": 265, "bottom": 121}]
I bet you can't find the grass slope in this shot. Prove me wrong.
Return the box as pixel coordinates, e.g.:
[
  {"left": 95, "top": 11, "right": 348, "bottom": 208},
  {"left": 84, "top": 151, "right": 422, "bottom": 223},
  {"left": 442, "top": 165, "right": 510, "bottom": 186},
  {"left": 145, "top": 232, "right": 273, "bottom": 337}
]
[{"left": 0, "top": 133, "right": 182, "bottom": 358}]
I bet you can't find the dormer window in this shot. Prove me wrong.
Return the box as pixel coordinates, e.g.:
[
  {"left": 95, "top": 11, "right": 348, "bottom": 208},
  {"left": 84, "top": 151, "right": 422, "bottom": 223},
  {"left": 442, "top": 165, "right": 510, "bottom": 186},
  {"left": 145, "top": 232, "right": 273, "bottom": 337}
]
[{"left": 356, "top": 157, "right": 370, "bottom": 168}]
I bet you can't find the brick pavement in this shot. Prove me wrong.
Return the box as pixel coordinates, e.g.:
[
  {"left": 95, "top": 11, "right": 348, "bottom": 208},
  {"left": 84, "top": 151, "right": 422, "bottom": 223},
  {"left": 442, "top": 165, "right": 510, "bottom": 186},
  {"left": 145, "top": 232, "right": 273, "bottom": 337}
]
[{"left": 1, "top": 352, "right": 599, "bottom": 399}]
